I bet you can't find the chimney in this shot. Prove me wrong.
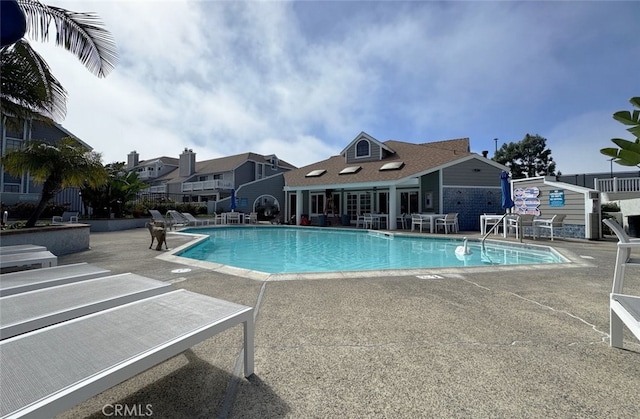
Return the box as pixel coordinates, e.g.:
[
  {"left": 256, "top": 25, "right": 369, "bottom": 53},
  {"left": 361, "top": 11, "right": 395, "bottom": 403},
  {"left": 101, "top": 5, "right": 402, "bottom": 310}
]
[
  {"left": 127, "top": 150, "right": 139, "bottom": 168},
  {"left": 179, "top": 148, "right": 196, "bottom": 177},
  {"left": 482, "top": 150, "right": 489, "bottom": 158}
]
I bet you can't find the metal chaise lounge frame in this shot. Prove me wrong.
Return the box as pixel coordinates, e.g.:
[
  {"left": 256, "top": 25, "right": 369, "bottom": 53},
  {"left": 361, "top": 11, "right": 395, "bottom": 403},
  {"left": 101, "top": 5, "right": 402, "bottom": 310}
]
[
  {"left": 602, "top": 218, "right": 640, "bottom": 349},
  {"left": 0, "top": 250, "right": 57, "bottom": 272},
  {"left": 166, "top": 210, "right": 189, "bottom": 229},
  {"left": 0, "top": 244, "right": 47, "bottom": 255},
  {"left": 0, "top": 262, "right": 110, "bottom": 297},
  {"left": 181, "top": 212, "right": 217, "bottom": 226},
  {"left": 0, "top": 267, "right": 255, "bottom": 418},
  {"left": 148, "top": 209, "right": 172, "bottom": 229}
]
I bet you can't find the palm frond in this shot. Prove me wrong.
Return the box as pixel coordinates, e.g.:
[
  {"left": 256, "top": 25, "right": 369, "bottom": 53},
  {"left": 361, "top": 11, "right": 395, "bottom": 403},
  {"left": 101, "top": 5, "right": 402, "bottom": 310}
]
[
  {"left": 0, "top": 39, "right": 67, "bottom": 121},
  {"left": 17, "top": 0, "right": 118, "bottom": 78}
]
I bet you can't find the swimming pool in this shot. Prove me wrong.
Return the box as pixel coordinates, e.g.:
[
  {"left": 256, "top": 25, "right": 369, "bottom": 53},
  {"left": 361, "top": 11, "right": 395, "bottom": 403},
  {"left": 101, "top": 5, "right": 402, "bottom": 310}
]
[{"left": 177, "top": 226, "right": 566, "bottom": 274}]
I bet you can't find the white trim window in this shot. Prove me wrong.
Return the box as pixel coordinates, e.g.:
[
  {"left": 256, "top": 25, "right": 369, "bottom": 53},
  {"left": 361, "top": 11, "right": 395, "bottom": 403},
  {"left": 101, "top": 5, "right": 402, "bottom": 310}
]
[
  {"left": 355, "top": 139, "right": 370, "bottom": 158},
  {"left": 310, "top": 192, "right": 326, "bottom": 215},
  {"left": 256, "top": 163, "right": 265, "bottom": 179}
]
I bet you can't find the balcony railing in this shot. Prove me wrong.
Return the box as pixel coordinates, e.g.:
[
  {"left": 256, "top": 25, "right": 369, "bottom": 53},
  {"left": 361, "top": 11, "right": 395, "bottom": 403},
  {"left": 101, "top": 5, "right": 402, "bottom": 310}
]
[
  {"left": 141, "top": 185, "right": 167, "bottom": 194},
  {"left": 182, "top": 179, "right": 233, "bottom": 192},
  {"left": 595, "top": 177, "right": 640, "bottom": 193}
]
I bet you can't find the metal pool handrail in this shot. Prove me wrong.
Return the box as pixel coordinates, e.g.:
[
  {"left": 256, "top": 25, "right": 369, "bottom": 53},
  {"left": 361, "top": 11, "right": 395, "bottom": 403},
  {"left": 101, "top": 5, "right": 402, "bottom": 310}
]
[{"left": 481, "top": 213, "right": 509, "bottom": 254}]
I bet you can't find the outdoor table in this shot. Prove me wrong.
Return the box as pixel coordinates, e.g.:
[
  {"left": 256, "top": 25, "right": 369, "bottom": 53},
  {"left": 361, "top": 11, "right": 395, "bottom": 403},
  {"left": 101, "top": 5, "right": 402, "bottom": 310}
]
[
  {"left": 480, "top": 214, "right": 504, "bottom": 235},
  {"left": 223, "top": 212, "right": 245, "bottom": 224}
]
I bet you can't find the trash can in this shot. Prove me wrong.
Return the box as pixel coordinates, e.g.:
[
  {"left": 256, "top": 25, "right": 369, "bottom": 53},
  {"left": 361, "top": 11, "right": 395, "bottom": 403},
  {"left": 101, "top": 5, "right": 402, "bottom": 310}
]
[
  {"left": 341, "top": 214, "right": 350, "bottom": 226},
  {"left": 629, "top": 215, "right": 640, "bottom": 238},
  {"left": 319, "top": 215, "right": 327, "bottom": 227}
]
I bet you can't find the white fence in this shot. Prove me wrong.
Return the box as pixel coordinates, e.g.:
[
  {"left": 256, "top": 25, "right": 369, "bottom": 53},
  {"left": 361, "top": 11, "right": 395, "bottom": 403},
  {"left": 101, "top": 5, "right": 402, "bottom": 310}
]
[{"left": 595, "top": 177, "right": 640, "bottom": 193}]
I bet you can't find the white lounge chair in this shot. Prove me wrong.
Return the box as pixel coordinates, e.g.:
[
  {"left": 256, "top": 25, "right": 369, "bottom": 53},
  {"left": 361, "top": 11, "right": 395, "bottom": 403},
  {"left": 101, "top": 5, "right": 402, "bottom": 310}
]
[
  {"left": 51, "top": 211, "right": 79, "bottom": 224},
  {"left": 148, "top": 209, "right": 171, "bottom": 229},
  {"left": 0, "top": 244, "right": 47, "bottom": 255},
  {"left": 0, "top": 290, "right": 254, "bottom": 418},
  {"left": 0, "top": 250, "right": 57, "bottom": 273},
  {"left": 0, "top": 263, "right": 111, "bottom": 297},
  {"left": 181, "top": 212, "right": 216, "bottom": 226},
  {"left": 534, "top": 214, "right": 566, "bottom": 241},
  {"left": 166, "top": 210, "right": 188, "bottom": 229},
  {"left": 602, "top": 219, "right": 640, "bottom": 349},
  {"left": 1, "top": 273, "right": 172, "bottom": 339}
]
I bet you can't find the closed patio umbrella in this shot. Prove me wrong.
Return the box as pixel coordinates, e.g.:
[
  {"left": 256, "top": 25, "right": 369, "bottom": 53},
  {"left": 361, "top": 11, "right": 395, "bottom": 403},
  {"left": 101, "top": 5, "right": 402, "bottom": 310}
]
[
  {"left": 500, "top": 171, "right": 514, "bottom": 213},
  {"left": 230, "top": 189, "right": 237, "bottom": 212}
]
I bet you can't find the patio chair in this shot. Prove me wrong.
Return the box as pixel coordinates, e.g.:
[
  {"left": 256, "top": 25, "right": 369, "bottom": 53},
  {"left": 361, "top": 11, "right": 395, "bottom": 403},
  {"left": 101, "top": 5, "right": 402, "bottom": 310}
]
[
  {"left": 355, "top": 214, "right": 365, "bottom": 228},
  {"left": 51, "top": 211, "right": 78, "bottom": 225},
  {"left": 396, "top": 213, "right": 407, "bottom": 230},
  {"left": 226, "top": 212, "right": 241, "bottom": 224},
  {"left": 181, "top": 212, "right": 215, "bottom": 226},
  {"left": 363, "top": 213, "right": 374, "bottom": 229},
  {"left": 534, "top": 214, "right": 566, "bottom": 241},
  {"left": 246, "top": 212, "right": 258, "bottom": 224},
  {"left": 602, "top": 219, "right": 640, "bottom": 349},
  {"left": 411, "top": 214, "right": 429, "bottom": 233},
  {"left": 506, "top": 214, "right": 536, "bottom": 239},
  {"left": 435, "top": 213, "right": 459, "bottom": 234}
]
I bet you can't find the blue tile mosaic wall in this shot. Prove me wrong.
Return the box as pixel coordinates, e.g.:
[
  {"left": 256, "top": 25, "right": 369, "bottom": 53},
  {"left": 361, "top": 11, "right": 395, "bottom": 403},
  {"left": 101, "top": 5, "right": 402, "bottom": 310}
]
[{"left": 442, "top": 188, "right": 503, "bottom": 231}]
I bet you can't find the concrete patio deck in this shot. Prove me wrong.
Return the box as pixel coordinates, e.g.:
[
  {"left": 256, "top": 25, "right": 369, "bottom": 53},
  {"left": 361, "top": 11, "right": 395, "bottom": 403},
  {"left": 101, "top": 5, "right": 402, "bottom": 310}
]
[{"left": 55, "top": 227, "right": 640, "bottom": 418}]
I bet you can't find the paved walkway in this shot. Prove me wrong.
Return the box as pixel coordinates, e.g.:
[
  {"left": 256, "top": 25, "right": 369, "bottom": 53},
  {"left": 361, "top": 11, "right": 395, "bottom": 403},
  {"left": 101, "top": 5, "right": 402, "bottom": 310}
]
[{"left": 56, "top": 227, "right": 640, "bottom": 418}]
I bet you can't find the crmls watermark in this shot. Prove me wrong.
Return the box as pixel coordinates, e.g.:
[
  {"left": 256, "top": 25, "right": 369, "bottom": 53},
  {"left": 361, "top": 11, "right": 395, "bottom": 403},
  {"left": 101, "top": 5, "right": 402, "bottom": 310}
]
[{"left": 102, "top": 403, "right": 153, "bottom": 417}]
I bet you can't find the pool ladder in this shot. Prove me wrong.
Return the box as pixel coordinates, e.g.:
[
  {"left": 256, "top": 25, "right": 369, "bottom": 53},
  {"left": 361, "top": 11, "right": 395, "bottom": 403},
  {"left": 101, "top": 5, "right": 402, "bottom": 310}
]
[{"left": 480, "top": 213, "right": 509, "bottom": 253}]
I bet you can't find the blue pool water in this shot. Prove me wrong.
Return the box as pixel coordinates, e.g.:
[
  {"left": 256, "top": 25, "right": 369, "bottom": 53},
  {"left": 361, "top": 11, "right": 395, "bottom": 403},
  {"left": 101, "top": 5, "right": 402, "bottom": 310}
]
[{"left": 177, "top": 226, "right": 566, "bottom": 274}]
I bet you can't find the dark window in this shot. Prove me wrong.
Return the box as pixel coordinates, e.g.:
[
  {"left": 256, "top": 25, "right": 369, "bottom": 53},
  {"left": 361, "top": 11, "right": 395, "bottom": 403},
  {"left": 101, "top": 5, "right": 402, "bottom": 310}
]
[{"left": 356, "top": 140, "right": 370, "bottom": 157}]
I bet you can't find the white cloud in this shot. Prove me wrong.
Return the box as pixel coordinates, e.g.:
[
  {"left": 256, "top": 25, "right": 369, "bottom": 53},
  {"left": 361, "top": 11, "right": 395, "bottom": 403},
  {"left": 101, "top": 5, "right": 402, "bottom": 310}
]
[{"left": 26, "top": 0, "right": 640, "bottom": 173}]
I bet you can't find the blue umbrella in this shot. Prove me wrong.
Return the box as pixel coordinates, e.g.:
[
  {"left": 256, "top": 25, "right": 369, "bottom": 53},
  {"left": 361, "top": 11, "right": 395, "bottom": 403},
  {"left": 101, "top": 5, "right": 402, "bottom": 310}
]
[
  {"left": 230, "top": 189, "right": 237, "bottom": 211},
  {"left": 500, "top": 171, "right": 514, "bottom": 212}
]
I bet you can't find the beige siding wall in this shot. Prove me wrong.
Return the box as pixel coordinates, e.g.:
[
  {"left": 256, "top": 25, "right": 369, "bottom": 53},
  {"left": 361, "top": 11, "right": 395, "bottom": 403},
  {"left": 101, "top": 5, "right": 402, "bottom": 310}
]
[
  {"left": 442, "top": 160, "right": 503, "bottom": 187},
  {"left": 513, "top": 179, "right": 586, "bottom": 225}
]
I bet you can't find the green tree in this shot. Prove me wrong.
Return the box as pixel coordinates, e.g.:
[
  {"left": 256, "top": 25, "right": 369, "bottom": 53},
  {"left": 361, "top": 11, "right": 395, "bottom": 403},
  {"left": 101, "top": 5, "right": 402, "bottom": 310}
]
[
  {"left": 1, "top": 0, "right": 118, "bottom": 122},
  {"left": 81, "top": 162, "right": 148, "bottom": 218},
  {"left": 1, "top": 138, "right": 107, "bottom": 227},
  {"left": 600, "top": 96, "right": 640, "bottom": 167},
  {"left": 493, "top": 134, "right": 557, "bottom": 179}
]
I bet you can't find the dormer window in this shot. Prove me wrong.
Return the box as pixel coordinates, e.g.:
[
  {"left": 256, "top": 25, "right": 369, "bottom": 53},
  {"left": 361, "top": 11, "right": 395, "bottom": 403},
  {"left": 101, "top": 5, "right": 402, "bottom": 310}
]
[{"left": 356, "top": 139, "right": 370, "bottom": 158}]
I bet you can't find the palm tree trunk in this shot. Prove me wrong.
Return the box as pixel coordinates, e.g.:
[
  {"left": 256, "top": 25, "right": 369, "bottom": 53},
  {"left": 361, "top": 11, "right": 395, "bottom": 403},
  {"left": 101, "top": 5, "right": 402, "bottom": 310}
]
[{"left": 25, "top": 176, "right": 60, "bottom": 227}]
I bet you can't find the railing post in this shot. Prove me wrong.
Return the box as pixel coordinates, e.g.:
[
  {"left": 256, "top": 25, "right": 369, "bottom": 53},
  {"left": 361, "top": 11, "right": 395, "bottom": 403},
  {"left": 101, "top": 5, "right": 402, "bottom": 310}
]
[{"left": 613, "top": 177, "right": 618, "bottom": 193}]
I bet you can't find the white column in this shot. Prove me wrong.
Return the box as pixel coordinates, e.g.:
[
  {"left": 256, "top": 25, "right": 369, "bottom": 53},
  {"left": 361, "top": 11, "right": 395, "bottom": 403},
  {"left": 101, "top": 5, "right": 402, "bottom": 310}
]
[
  {"left": 388, "top": 185, "right": 397, "bottom": 230},
  {"left": 296, "top": 191, "right": 304, "bottom": 225}
]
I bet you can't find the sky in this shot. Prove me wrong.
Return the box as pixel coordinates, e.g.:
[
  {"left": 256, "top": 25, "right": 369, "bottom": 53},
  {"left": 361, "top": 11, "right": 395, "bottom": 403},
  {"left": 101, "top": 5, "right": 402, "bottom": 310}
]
[{"left": 29, "top": 0, "right": 640, "bottom": 176}]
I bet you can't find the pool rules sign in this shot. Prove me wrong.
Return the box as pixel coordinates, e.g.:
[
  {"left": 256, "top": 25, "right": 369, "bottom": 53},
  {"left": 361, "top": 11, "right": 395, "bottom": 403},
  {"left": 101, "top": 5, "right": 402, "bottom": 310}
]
[{"left": 549, "top": 189, "right": 565, "bottom": 207}]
